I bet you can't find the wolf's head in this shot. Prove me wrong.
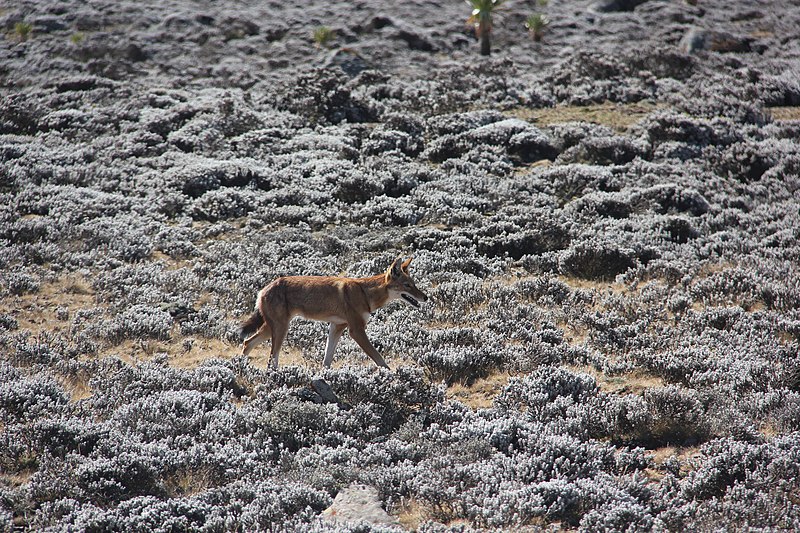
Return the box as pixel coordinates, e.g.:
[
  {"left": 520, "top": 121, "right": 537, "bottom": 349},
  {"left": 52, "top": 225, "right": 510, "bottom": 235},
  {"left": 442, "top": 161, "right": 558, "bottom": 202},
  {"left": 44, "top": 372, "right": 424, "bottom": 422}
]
[{"left": 385, "top": 256, "right": 428, "bottom": 308}]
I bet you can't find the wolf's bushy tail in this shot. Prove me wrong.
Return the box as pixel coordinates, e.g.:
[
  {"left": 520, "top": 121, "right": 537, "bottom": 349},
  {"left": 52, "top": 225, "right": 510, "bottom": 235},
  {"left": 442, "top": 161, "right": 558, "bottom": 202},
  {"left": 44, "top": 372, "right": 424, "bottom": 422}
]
[{"left": 239, "top": 310, "right": 264, "bottom": 340}]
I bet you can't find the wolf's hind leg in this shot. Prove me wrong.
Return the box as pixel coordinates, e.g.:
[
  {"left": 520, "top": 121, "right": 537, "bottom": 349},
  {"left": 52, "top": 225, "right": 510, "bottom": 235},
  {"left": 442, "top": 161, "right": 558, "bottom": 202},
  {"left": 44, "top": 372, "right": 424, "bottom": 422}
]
[
  {"left": 268, "top": 320, "right": 289, "bottom": 370},
  {"left": 323, "top": 323, "right": 347, "bottom": 368}
]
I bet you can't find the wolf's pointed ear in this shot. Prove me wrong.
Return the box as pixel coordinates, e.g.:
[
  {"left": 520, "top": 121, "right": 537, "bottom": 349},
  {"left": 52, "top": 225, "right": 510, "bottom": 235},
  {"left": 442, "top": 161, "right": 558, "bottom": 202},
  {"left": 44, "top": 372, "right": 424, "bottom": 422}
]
[
  {"left": 388, "top": 257, "right": 404, "bottom": 278},
  {"left": 401, "top": 256, "right": 413, "bottom": 272}
]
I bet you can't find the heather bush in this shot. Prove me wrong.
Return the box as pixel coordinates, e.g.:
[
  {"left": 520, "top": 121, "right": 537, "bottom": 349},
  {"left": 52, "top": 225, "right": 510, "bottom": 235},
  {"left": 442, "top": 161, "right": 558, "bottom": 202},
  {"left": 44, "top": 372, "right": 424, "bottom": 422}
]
[
  {"left": 559, "top": 242, "right": 637, "bottom": 281},
  {"left": 2, "top": 0, "right": 800, "bottom": 529},
  {"left": 0, "top": 373, "right": 69, "bottom": 424},
  {"left": 546, "top": 50, "right": 655, "bottom": 104},
  {"left": 274, "top": 69, "right": 373, "bottom": 125}
]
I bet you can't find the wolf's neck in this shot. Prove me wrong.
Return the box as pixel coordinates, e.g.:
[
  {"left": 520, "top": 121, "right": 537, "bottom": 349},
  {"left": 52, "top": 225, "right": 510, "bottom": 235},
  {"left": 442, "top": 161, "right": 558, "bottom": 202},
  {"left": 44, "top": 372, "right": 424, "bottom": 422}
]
[{"left": 357, "top": 274, "right": 390, "bottom": 312}]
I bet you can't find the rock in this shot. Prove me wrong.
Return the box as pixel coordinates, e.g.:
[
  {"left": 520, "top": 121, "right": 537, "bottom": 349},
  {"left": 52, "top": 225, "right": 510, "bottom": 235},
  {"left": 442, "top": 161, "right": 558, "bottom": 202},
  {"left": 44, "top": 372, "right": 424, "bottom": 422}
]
[
  {"left": 679, "top": 26, "right": 753, "bottom": 54},
  {"left": 321, "top": 485, "right": 400, "bottom": 527},
  {"left": 311, "top": 379, "right": 340, "bottom": 404}
]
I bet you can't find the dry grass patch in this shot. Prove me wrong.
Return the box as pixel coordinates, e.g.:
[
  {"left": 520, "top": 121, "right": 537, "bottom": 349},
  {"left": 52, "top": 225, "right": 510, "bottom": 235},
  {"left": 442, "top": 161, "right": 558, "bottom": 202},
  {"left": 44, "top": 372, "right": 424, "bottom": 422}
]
[
  {"left": 0, "top": 273, "right": 96, "bottom": 335},
  {"left": 508, "top": 101, "right": 662, "bottom": 133},
  {"left": 0, "top": 449, "right": 38, "bottom": 489},
  {"left": 759, "top": 422, "right": 781, "bottom": 439},
  {"left": 0, "top": 273, "right": 262, "bottom": 370},
  {"left": 95, "top": 331, "right": 314, "bottom": 370},
  {"left": 558, "top": 318, "right": 589, "bottom": 347},
  {"left": 569, "top": 365, "right": 664, "bottom": 395},
  {"left": 395, "top": 497, "right": 425, "bottom": 530},
  {"left": 96, "top": 335, "right": 239, "bottom": 368},
  {"left": 598, "top": 371, "right": 664, "bottom": 395},
  {"left": 150, "top": 250, "right": 193, "bottom": 271},
  {"left": 692, "top": 260, "right": 738, "bottom": 283},
  {"left": 164, "top": 466, "right": 219, "bottom": 498},
  {"left": 244, "top": 345, "right": 310, "bottom": 369},
  {"left": 447, "top": 371, "right": 511, "bottom": 409},
  {"left": 59, "top": 373, "right": 93, "bottom": 402},
  {"left": 0, "top": 470, "right": 35, "bottom": 489},
  {"left": 649, "top": 445, "right": 684, "bottom": 464},
  {"left": 646, "top": 445, "right": 702, "bottom": 480},
  {"left": 557, "top": 275, "right": 630, "bottom": 295},
  {"left": 769, "top": 106, "right": 800, "bottom": 121},
  {"left": 94, "top": 318, "right": 395, "bottom": 372}
]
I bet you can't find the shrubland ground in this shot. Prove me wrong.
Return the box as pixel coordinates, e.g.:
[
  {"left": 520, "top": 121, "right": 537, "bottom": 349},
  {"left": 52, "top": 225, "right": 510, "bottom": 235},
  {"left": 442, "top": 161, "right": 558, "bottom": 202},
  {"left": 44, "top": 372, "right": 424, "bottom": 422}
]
[{"left": 1, "top": 0, "right": 800, "bottom": 530}]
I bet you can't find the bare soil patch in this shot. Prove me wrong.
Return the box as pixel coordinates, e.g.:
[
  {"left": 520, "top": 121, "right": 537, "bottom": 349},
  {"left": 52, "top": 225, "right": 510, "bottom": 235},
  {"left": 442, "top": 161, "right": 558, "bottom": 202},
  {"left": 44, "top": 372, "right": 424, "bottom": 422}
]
[
  {"left": 447, "top": 371, "right": 511, "bottom": 409},
  {"left": 508, "top": 101, "right": 663, "bottom": 132},
  {"left": 769, "top": 106, "right": 800, "bottom": 121}
]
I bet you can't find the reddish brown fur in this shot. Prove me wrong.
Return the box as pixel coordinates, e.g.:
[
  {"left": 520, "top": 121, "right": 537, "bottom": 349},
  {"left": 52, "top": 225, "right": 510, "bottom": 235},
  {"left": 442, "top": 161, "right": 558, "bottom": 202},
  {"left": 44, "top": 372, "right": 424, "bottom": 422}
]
[{"left": 241, "top": 257, "right": 427, "bottom": 369}]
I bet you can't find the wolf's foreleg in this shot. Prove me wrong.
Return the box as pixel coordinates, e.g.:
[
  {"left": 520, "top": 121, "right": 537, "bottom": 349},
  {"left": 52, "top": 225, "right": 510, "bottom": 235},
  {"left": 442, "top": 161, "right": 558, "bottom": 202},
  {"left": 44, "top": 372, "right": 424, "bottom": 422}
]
[{"left": 348, "top": 324, "right": 389, "bottom": 369}]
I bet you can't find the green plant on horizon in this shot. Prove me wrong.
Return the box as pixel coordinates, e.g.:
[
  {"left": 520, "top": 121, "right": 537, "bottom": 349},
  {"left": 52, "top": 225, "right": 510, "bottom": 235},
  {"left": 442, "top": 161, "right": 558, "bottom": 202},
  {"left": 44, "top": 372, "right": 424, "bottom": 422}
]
[
  {"left": 70, "top": 32, "right": 85, "bottom": 45},
  {"left": 525, "top": 13, "right": 549, "bottom": 42},
  {"left": 14, "top": 21, "right": 32, "bottom": 42},
  {"left": 466, "top": 0, "right": 505, "bottom": 56},
  {"left": 313, "top": 26, "right": 335, "bottom": 48}
]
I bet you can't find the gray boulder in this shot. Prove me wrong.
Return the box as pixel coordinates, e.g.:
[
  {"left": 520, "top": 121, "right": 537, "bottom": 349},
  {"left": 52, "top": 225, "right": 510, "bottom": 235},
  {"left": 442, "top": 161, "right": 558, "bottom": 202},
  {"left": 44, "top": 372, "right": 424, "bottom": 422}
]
[{"left": 321, "top": 484, "right": 401, "bottom": 528}]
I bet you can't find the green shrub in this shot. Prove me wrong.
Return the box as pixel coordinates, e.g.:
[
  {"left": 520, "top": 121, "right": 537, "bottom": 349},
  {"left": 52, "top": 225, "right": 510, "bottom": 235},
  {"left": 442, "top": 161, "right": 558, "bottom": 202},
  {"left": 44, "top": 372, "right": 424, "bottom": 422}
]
[
  {"left": 525, "top": 13, "right": 550, "bottom": 42},
  {"left": 14, "top": 22, "right": 32, "bottom": 42},
  {"left": 312, "top": 26, "right": 334, "bottom": 47}
]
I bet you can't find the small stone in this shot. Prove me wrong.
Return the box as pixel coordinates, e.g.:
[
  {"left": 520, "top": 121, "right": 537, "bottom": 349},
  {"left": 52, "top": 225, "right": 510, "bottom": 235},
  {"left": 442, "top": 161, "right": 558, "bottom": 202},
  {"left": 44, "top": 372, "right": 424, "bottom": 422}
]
[
  {"left": 322, "top": 484, "right": 401, "bottom": 527},
  {"left": 311, "top": 378, "right": 340, "bottom": 404}
]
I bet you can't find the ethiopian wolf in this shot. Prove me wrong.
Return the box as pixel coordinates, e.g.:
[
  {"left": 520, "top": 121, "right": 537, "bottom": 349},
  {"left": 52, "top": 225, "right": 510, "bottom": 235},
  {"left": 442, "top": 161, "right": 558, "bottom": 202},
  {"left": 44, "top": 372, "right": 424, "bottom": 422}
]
[{"left": 240, "top": 257, "right": 428, "bottom": 369}]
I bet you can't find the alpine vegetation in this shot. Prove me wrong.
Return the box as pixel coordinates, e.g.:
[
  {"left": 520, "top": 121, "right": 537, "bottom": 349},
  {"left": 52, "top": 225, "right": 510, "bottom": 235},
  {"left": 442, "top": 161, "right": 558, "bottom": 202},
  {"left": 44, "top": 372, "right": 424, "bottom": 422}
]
[{"left": 1, "top": 0, "right": 800, "bottom": 530}]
